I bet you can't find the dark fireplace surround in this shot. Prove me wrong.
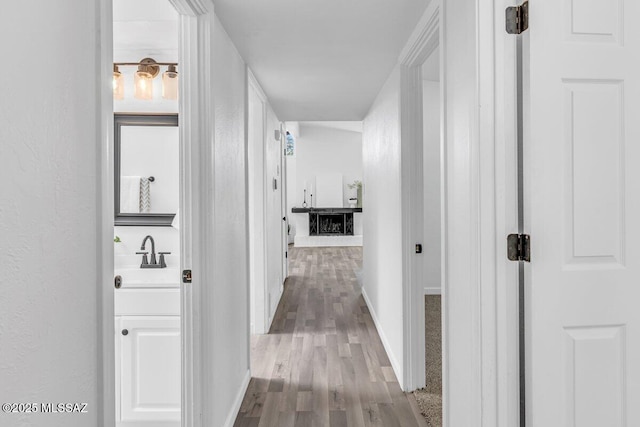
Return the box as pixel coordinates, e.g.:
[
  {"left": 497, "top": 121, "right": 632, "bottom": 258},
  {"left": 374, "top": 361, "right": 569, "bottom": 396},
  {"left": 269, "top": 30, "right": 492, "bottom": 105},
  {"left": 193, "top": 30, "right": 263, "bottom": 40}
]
[
  {"left": 291, "top": 207, "right": 361, "bottom": 237},
  {"left": 310, "top": 212, "right": 354, "bottom": 236}
]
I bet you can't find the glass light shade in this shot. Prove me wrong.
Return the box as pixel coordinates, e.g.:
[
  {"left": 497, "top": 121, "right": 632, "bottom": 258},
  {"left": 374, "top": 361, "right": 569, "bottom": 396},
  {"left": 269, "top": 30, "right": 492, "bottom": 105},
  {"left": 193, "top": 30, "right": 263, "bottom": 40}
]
[
  {"left": 162, "top": 69, "right": 178, "bottom": 100},
  {"left": 113, "top": 70, "right": 124, "bottom": 100},
  {"left": 134, "top": 71, "right": 154, "bottom": 100}
]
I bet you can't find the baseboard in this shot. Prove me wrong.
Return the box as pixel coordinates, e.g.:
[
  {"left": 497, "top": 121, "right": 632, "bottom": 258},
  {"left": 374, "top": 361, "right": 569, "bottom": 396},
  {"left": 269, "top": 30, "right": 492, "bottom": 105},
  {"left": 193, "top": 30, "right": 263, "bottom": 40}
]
[
  {"left": 294, "top": 235, "right": 363, "bottom": 247},
  {"left": 361, "top": 287, "right": 404, "bottom": 390},
  {"left": 223, "top": 369, "right": 251, "bottom": 427},
  {"left": 424, "top": 287, "right": 441, "bottom": 295}
]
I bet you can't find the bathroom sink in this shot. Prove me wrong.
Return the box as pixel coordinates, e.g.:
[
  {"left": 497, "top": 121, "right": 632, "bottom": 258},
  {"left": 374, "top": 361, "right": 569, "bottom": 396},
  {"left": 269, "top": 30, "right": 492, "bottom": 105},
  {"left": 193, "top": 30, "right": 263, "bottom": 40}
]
[{"left": 114, "top": 267, "right": 180, "bottom": 288}]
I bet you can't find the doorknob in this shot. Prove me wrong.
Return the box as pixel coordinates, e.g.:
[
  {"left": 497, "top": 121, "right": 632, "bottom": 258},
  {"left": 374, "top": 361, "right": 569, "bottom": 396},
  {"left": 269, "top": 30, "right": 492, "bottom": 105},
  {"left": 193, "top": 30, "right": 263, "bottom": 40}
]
[{"left": 122, "top": 329, "right": 128, "bottom": 336}]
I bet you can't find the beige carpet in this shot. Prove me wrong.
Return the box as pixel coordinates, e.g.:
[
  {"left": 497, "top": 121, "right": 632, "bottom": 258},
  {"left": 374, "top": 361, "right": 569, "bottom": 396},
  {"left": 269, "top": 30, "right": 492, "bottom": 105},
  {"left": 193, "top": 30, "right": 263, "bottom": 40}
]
[{"left": 413, "top": 295, "right": 442, "bottom": 426}]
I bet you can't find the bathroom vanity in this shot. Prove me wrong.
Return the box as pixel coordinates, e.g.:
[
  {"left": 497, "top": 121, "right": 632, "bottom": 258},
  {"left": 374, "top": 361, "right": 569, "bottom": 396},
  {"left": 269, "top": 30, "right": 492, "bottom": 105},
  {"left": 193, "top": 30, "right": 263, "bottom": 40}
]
[{"left": 114, "top": 270, "right": 181, "bottom": 426}]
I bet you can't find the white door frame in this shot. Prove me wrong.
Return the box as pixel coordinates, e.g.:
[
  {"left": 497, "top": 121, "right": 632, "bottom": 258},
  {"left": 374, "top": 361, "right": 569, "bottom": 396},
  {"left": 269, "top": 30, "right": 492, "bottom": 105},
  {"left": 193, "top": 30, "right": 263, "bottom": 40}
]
[
  {"left": 398, "top": 0, "right": 440, "bottom": 393},
  {"left": 99, "top": 0, "right": 520, "bottom": 426},
  {"left": 400, "top": 0, "right": 520, "bottom": 425},
  {"left": 98, "top": 0, "right": 216, "bottom": 426},
  {"left": 169, "top": 1, "right": 216, "bottom": 426},
  {"left": 247, "top": 70, "right": 270, "bottom": 335},
  {"left": 98, "top": 0, "right": 116, "bottom": 425}
]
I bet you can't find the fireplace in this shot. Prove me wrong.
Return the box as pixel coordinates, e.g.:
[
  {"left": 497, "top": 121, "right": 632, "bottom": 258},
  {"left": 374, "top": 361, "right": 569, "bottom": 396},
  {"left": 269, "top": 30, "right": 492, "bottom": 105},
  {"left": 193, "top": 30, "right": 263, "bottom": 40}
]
[{"left": 309, "top": 212, "right": 354, "bottom": 236}]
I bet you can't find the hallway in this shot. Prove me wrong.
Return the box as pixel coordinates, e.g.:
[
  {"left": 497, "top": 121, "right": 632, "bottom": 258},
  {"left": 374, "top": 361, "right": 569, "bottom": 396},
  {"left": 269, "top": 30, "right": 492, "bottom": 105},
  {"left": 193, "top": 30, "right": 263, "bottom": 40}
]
[{"left": 234, "top": 247, "right": 427, "bottom": 427}]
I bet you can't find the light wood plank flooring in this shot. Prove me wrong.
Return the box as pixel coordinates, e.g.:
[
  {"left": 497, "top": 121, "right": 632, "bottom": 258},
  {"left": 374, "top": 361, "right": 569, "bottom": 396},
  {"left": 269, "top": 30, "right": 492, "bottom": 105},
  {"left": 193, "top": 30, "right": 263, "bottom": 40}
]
[{"left": 234, "top": 246, "right": 427, "bottom": 427}]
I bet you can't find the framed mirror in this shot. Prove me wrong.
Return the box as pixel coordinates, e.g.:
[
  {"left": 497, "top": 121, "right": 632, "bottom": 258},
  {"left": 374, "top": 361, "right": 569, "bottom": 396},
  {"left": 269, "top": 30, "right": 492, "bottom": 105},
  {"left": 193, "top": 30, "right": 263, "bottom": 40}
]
[{"left": 114, "top": 113, "right": 179, "bottom": 226}]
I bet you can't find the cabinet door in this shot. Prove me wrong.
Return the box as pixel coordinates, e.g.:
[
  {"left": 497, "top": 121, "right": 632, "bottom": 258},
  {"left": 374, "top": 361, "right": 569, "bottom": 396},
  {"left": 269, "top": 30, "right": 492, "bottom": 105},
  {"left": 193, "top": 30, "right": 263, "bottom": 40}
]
[{"left": 116, "top": 316, "right": 180, "bottom": 426}]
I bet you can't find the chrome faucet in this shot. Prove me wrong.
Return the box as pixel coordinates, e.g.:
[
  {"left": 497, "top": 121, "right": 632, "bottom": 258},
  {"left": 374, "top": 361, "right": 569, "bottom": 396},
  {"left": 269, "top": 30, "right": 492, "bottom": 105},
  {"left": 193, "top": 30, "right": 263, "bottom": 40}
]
[
  {"left": 140, "top": 235, "right": 157, "bottom": 265},
  {"left": 136, "top": 235, "right": 170, "bottom": 268}
]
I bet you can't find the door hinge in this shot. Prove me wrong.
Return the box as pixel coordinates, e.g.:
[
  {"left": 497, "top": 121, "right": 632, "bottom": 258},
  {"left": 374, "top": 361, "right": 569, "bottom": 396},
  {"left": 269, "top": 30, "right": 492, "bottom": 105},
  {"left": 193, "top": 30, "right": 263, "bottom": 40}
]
[
  {"left": 182, "top": 269, "right": 192, "bottom": 284},
  {"left": 507, "top": 234, "right": 530, "bottom": 262},
  {"left": 506, "top": 1, "right": 529, "bottom": 34}
]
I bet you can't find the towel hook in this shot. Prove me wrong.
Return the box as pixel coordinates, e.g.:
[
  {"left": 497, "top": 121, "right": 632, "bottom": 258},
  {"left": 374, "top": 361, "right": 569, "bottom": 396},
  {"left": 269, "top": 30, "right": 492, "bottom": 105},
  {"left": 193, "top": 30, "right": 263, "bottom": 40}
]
[{"left": 148, "top": 176, "right": 155, "bottom": 182}]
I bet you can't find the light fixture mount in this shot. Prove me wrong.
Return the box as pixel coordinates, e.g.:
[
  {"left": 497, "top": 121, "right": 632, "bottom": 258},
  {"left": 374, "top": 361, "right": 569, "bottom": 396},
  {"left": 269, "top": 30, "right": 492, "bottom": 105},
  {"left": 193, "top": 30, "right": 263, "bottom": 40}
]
[{"left": 138, "top": 57, "right": 160, "bottom": 78}]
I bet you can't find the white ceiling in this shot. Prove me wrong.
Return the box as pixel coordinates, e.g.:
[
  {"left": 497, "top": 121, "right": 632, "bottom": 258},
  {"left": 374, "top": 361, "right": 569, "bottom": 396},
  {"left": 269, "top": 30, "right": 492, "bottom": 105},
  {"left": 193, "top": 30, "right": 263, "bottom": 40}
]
[
  {"left": 214, "top": 0, "right": 431, "bottom": 121},
  {"left": 299, "top": 121, "right": 363, "bottom": 134}
]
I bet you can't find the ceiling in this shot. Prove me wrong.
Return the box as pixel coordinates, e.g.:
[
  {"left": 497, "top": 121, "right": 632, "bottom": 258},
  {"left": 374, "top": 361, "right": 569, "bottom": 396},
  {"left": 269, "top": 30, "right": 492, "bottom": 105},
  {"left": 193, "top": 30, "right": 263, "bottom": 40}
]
[
  {"left": 214, "top": 0, "right": 430, "bottom": 121},
  {"left": 113, "top": 0, "right": 430, "bottom": 121},
  {"left": 298, "top": 121, "right": 363, "bottom": 134}
]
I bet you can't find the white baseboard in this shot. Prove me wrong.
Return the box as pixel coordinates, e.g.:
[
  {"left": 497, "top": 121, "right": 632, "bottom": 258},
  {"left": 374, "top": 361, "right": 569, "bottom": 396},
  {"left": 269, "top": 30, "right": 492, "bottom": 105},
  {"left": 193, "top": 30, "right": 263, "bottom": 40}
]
[
  {"left": 223, "top": 369, "right": 251, "bottom": 427},
  {"left": 361, "top": 287, "right": 404, "bottom": 390},
  {"left": 424, "top": 287, "right": 441, "bottom": 295},
  {"left": 294, "top": 235, "right": 363, "bottom": 247}
]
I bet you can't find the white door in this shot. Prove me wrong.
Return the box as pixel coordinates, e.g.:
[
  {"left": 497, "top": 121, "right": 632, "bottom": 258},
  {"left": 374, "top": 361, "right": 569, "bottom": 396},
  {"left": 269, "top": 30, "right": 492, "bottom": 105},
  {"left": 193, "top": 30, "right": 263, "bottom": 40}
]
[
  {"left": 248, "top": 79, "right": 267, "bottom": 334},
  {"left": 280, "top": 123, "right": 289, "bottom": 282},
  {"left": 117, "top": 316, "right": 181, "bottom": 426},
  {"left": 265, "top": 109, "right": 284, "bottom": 322},
  {"left": 525, "top": 1, "right": 640, "bottom": 425}
]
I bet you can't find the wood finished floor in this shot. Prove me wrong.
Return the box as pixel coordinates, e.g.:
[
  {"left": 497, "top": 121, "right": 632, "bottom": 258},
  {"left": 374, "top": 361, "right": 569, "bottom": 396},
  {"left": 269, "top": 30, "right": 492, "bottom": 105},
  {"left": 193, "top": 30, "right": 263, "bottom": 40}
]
[{"left": 234, "top": 246, "right": 427, "bottom": 427}]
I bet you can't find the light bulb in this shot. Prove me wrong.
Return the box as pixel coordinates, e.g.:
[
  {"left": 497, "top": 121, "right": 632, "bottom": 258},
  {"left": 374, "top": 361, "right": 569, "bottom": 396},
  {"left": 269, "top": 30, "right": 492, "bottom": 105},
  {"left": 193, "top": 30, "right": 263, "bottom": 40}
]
[
  {"left": 134, "top": 70, "right": 153, "bottom": 100},
  {"left": 113, "top": 65, "right": 124, "bottom": 100},
  {"left": 162, "top": 65, "right": 178, "bottom": 100}
]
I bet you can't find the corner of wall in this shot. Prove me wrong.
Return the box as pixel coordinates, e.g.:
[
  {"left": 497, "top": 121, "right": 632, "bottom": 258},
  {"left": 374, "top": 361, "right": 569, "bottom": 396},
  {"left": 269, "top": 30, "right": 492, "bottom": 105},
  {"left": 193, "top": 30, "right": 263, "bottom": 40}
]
[{"left": 222, "top": 369, "right": 251, "bottom": 427}]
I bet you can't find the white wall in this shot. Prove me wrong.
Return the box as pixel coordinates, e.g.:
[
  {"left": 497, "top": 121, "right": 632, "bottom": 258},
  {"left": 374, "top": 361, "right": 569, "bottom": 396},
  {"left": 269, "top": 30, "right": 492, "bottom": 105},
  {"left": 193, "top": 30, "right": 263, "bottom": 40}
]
[
  {"left": 209, "top": 16, "right": 251, "bottom": 427},
  {"left": 361, "top": 67, "right": 405, "bottom": 384},
  {"left": 294, "top": 124, "right": 363, "bottom": 209},
  {"left": 286, "top": 123, "right": 363, "bottom": 240},
  {"left": 0, "top": 2, "right": 104, "bottom": 425},
  {"left": 422, "top": 80, "right": 441, "bottom": 293}
]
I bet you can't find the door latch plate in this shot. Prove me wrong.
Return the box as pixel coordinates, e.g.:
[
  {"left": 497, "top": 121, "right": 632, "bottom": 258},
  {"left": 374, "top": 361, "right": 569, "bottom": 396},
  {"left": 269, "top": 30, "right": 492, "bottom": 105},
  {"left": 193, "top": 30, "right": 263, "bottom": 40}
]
[{"left": 182, "top": 269, "right": 192, "bottom": 284}]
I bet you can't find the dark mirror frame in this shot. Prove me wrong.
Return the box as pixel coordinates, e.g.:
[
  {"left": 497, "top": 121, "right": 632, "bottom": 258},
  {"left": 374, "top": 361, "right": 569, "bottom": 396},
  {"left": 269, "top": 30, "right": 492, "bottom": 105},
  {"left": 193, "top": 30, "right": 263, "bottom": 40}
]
[{"left": 114, "top": 113, "right": 179, "bottom": 226}]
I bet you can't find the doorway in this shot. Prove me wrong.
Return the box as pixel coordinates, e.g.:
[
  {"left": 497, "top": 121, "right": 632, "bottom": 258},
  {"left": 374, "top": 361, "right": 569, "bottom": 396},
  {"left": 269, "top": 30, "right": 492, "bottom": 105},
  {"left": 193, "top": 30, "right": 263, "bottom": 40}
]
[
  {"left": 112, "top": 1, "right": 182, "bottom": 425},
  {"left": 247, "top": 71, "right": 288, "bottom": 336},
  {"left": 411, "top": 43, "right": 444, "bottom": 424}
]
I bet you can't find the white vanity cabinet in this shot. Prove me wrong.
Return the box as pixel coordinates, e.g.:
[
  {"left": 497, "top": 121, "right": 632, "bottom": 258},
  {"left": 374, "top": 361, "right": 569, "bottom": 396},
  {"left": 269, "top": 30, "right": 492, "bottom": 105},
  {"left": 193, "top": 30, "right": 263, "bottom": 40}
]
[{"left": 115, "top": 288, "right": 180, "bottom": 427}]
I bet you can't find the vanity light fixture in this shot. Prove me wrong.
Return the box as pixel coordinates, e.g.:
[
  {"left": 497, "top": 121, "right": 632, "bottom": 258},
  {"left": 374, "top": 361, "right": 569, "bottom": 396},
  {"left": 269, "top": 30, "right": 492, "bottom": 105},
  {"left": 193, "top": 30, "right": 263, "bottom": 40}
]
[
  {"left": 162, "top": 64, "right": 178, "bottom": 100},
  {"left": 112, "top": 57, "right": 178, "bottom": 101},
  {"left": 113, "top": 65, "right": 124, "bottom": 100}
]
